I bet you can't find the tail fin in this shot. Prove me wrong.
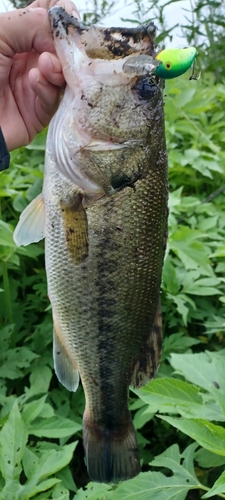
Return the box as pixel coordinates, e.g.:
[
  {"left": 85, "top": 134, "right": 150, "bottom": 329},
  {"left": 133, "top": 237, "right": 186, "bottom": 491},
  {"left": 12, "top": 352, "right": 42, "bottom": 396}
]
[{"left": 83, "top": 412, "right": 140, "bottom": 483}]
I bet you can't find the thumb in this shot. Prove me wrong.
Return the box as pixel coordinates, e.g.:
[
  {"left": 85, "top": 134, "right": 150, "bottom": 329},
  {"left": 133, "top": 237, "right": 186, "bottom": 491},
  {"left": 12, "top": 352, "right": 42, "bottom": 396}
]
[{"left": 0, "top": 7, "right": 54, "bottom": 58}]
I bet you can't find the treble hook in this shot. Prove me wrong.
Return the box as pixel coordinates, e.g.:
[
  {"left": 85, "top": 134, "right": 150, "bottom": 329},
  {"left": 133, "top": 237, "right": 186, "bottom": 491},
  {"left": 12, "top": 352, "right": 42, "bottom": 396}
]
[{"left": 189, "top": 59, "right": 201, "bottom": 80}]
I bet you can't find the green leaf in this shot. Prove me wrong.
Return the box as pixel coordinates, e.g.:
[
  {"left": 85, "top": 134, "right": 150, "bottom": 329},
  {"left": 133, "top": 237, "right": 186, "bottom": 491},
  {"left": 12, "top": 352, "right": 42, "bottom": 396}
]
[
  {"left": 22, "top": 443, "right": 78, "bottom": 498},
  {"left": 22, "top": 447, "right": 39, "bottom": 480},
  {"left": 26, "top": 129, "right": 47, "bottom": 151},
  {"left": 133, "top": 405, "right": 154, "bottom": 430},
  {"left": 170, "top": 352, "right": 225, "bottom": 395},
  {"left": 202, "top": 471, "right": 225, "bottom": 498},
  {"left": 51, "top": 483, "right": 71, "bottom": 499},
  {"left": 168, "top": 227, "right": 210, "bottom": 272},
  {"left": 24, "top": 478, "right": 61, "bottom": 498},
  {"left": 22, "top": 396, "right": 47, "bottom": 424},
  {"left": 56, "top": 466, "right": 77, "bottom": 493},
  {"left": 29, "top": 441, "right": 78, "bottom": 482},
  {"left": 150, "top": 443, "right": 199, "bottom": 486},
  {"left": 0, "top": 479, "right": 24, "bottom": 500},
  {"left": 113, "top": 473, "right": 186, "bottom": 500},
  {"left": 75, "top": 482, "right": 113, "bottom": 500},
  {"left": 136, "top": 377, "right": 223, "bottom": 421},
  {"left": 0, "top": 347, "right": 39, "bottom": 380},
  {"left": 195, "top": 448, "right": 225, "bottom": 468},
  {"left": 136, "top": 377, "right": 201, "bottom": 409},
  {"left": 28, "top": 416, "right": 81, "bottom": 438},
  {"left": 0, "top": 400, "right": 27, "bottom": 481},
  {"left": 159, "top": 416, "right": 225, "bottom": 456},
  {"left": 29, "top": 365, "right": 52, "bottom": 394},
  {"left": 0, "top": 221, "right": 16, "bottom": 248},
  {"left": 162, "top": 332, "right": 200, "bottom": 359}
]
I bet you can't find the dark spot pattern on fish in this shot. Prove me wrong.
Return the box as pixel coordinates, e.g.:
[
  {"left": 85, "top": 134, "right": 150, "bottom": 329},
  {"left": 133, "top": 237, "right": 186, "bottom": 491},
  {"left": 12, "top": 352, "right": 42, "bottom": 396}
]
[{"left": 50, "top": 8, "right": 157, "bottom": 61}]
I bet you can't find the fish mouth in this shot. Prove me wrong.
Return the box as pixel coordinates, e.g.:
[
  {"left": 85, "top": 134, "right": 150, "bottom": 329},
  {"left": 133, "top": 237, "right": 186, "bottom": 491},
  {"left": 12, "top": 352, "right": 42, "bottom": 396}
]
[{"left": 48, "top": 6, "right": 157, "bottom": 60}]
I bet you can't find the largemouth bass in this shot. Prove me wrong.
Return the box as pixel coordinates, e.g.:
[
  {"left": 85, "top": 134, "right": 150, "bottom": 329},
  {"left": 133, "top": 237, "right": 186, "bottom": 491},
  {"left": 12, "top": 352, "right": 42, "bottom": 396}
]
[{"left": 14, "top": 6, "right": 168, "bottom": 483}]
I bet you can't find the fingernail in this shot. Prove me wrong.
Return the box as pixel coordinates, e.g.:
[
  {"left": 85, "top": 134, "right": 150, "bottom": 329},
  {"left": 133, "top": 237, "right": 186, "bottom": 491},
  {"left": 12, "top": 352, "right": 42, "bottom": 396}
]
[
  {"left": 72, "top": 9, "right": 80, "bottom": 20},
  {"left": 34, "top": 68, "right": 40, "bottom": 83}
]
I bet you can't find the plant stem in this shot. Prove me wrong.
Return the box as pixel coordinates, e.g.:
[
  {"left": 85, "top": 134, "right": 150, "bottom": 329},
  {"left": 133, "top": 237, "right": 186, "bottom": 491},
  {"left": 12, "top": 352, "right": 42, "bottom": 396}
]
[
  {"left": 198, "top": 484, "right": 225, "bottom": 499},
  {"left": 2, "top": 261, "right": 14, "bottom": 326},
  {"left": 168, "top": 96, "right": 221, "bottom": 155}
]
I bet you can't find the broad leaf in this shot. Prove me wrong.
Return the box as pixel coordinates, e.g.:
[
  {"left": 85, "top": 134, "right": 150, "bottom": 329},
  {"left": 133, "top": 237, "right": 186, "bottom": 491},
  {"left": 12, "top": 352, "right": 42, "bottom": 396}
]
[
  {"left": 22, "top": 396, "right": 48, "bottom": 424},
  {"left": 160, "top": 416, "right": 225, "bottom": 456},
  {"left": 195, "top": 448, "right": 225, "bottom": 468},
  {"left": 0, "top": 400, "right": 27, "bottom": 481},
  {"left": 135, "top": 377, "right": 224, "bottom": 421},
  {"left": 21, "top": 442, "right": 78, "bottom": 498},
  {"left": 28, "top": 416, "right": 81, "bottom": 438},
  {"left": 170, "top": 352, "right": 225, "bottom": 395},
  {"left": 202, "top": 471, "right": 225, "bottom": 498},
  {"left": 75, "top": 482, "right": 113, "bottom": 499}
]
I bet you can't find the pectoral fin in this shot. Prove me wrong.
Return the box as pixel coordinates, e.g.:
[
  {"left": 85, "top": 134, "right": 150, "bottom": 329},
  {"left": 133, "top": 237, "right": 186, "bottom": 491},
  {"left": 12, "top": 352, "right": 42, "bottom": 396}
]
[
  {"left": 13, "top": 193, "right": 45, "bottom": 246},
  {"left": 130, "top": 301, "right": 162, "bottom": 388},
  {"left": 53, "top": 316, "right": 80, "bottom": 392},
  {"left": 60, "top": 192, "right": 88, "bottom": 264}
]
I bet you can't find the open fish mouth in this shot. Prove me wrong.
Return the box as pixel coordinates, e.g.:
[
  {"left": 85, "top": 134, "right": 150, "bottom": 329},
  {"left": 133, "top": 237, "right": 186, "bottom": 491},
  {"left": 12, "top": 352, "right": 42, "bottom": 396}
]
[{"left": 49, "top": 6, "right": 157, "bottom": 60}]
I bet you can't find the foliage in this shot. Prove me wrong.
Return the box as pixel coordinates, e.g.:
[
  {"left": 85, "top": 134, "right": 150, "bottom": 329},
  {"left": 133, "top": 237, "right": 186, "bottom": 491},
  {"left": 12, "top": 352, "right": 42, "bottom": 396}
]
[{"left": 1, "top": 0, "right": 225, "bottom": 499}]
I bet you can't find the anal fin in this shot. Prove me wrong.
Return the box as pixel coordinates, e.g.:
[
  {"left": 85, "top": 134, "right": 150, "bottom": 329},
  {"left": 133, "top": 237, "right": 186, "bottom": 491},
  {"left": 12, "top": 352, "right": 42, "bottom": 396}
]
[
  {"left": 131, "top": 301, "right": 162, "bottom": 389},
  {"left": 53, "top": 317, "right": 79, "bottom": 392}
]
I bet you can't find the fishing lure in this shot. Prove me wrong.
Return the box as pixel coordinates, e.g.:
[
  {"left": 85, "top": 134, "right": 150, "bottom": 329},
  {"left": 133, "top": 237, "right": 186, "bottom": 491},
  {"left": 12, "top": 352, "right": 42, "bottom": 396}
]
[
  {"left": 122, "top": 47, "right": 197, "bottom": 81},
  {"left": 155, "top": 47, "right": 197, "bottom": 79}
]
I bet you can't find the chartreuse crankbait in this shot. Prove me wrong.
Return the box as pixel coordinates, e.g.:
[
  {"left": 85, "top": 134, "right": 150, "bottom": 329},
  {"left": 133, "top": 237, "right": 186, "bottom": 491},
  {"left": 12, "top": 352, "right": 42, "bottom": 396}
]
[{"left": 155, "top": 47, "right": 197, "bottom": 79}]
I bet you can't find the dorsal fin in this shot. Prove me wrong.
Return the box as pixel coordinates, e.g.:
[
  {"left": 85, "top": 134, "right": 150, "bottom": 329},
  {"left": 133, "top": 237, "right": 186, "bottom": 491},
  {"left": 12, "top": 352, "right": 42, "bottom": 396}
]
[{"left": 130, "top": 301, "right": 162, "bottom": 388}]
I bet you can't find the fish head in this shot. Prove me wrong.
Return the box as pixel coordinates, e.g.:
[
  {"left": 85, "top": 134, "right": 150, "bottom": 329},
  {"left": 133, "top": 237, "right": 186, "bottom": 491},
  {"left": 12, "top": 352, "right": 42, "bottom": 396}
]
[{"left": 48, "top": 7, "right": 166, "bottom": 195}]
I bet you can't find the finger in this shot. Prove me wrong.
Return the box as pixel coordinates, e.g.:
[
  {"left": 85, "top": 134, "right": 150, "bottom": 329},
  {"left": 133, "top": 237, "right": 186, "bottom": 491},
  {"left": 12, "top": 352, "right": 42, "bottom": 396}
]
[
  {"left": 29, "top": 66, "right": 64, "bottom": 104},
  {"left": 30, "top": 0, "right": 80, "bottom": 19},
  {"left": 34, "top": 90, "right": 61, "bottom": 130},
  {"left": 29, "top": 66, "right": 63, "bottom": 119},
  {"left": 36, "top": 52, "right": 65, "bottom": 87}
]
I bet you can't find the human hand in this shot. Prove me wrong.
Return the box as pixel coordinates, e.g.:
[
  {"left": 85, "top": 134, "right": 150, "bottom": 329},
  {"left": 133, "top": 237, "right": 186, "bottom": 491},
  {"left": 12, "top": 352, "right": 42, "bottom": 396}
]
[{"left": 0, "top": 0, "right": 80, "bottom": 151}]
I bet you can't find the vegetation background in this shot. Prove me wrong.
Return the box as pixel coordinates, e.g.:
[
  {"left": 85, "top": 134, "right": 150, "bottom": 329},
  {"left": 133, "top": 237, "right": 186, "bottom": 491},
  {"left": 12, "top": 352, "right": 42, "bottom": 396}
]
[{"left": 1, "top": 0, "right": 225, "bottom": 498}]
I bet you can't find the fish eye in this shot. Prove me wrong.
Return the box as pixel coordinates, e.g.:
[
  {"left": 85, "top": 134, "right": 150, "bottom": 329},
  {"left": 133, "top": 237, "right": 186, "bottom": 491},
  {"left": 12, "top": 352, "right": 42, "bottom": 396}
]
[
  {"left": 132, "top": 77, "right": 157, "bottom": 101},
  {"left": 165, "top": 61, "right": 172, "bottom": 69}
]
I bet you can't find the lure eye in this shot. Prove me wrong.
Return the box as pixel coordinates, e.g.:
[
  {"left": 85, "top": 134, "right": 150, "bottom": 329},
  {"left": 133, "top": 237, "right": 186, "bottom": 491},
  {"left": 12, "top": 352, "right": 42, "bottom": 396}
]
[{"left": 165, "top": 61, "right": 172, "bottom": 70}]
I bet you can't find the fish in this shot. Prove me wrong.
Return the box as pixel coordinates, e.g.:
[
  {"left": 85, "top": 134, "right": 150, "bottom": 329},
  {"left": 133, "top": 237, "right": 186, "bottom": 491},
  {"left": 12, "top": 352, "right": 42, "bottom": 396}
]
[{"left": 14, "top": 6, "right": 169, "bottom": 484}]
